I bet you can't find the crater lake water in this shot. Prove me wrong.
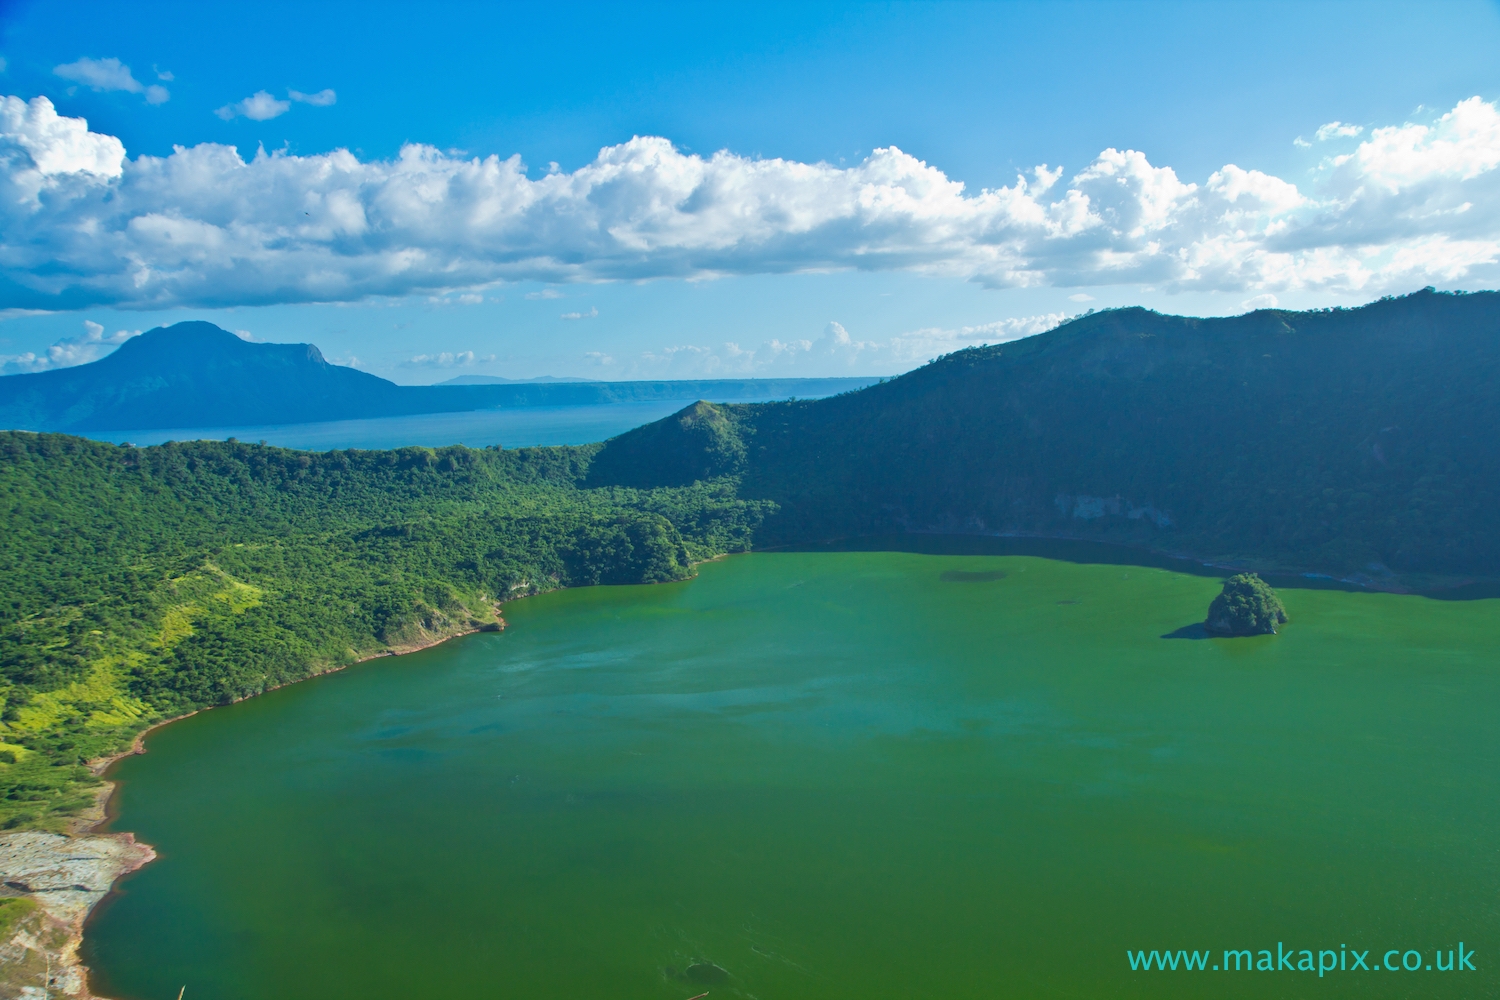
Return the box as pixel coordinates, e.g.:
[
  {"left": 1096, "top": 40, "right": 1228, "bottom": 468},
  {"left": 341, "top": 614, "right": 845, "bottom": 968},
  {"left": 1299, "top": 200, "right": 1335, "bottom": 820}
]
[{"left": 85, "top": 551, "right": 1499, "bottom": 999}]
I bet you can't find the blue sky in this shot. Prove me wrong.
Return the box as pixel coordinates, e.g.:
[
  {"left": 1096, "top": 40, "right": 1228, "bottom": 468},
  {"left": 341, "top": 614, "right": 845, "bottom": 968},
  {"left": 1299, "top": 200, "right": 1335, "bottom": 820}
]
[{"left": 2, "top": 0, "right": 1499, "bottom": 381}]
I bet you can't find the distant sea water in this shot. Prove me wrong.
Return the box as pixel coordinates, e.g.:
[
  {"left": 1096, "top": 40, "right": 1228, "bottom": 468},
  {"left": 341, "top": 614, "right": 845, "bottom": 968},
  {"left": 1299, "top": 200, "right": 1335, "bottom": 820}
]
[{"left": 81, "top": 399, "right": 746, "bottom": 451}]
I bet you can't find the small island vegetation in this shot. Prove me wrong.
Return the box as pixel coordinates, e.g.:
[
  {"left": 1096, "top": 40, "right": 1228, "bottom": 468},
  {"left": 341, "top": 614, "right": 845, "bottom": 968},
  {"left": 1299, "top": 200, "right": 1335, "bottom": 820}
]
[{"left": 1205, "top": 573, "right": 1288, "bottom": 636}]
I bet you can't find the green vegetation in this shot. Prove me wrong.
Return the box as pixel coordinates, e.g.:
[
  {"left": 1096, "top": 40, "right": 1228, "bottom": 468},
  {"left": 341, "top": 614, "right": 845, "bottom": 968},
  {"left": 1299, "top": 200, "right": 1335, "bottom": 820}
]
[
  {"left": 4, "top": 287, "right": 1497, "bottom": 832},
  {"left": 1205, "top": 573, "right": 1287, "bottom": 635},
  {"left": 0, "top": 432, "right": 772, "bottom": 831},
  {"left": 0, "top": 895, "right": 67, "bottom": 997},
  {"left": 0, "top": 896, "right": 39, "bottom": 940},
  {"left": 591, "top": 288, "right": 1500, "bottom": 586},
  {"left": 585, "top": 400, "right": 748, "bottom": 488}
]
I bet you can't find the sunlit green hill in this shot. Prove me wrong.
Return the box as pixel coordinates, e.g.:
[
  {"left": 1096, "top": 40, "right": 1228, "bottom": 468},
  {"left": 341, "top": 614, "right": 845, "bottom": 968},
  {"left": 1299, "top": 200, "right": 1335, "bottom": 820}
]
[{"left": 0, "top": 433, "right": 770, "bottom": 829}]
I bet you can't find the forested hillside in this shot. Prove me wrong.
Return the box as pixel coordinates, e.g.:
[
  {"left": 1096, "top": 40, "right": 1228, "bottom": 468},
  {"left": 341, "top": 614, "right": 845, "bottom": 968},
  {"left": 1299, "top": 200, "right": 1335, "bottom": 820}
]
[
  {"left": 4, "top": 287, "right": 1497, "bottom": 833},
  {"left": 591, "top": 289, "right": 1500, "bottom": 586},
  {"left": 0, "top": 433, "right": 771, "bottom": 830}
]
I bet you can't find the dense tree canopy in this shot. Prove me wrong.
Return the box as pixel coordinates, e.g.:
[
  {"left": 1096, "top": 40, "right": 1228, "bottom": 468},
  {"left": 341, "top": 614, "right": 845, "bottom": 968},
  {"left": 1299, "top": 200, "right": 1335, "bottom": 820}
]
[
  {"left": 593, "top": 289, "right": 1500, "bottom": 586},
  {"left": 1205, "top": 574, "right": 1288, "bottom": 636},
  {"left": 0, "top": 432, "right": 771, "bottom": 830}
]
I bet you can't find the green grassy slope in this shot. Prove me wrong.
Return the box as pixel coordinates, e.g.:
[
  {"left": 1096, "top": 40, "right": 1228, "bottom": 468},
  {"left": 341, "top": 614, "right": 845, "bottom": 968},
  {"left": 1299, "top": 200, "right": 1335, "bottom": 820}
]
[
  {"left": 590, "top": 289, "right": 1500, "bottom": 585},
  {"left": 0, "top": 433, "right": 771, "bottom": 830}
]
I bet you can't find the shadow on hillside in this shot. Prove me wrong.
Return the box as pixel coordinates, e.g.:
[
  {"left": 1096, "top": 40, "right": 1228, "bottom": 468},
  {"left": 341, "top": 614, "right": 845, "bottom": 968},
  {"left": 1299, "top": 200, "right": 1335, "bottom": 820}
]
[
  {"left": 777, "top": 533, "right": 1500, "bottom": 599},
  {"left": 780, "top": 533, "right": 1368, "bottom": 592},
  {"left": 1423, "top": 580, "right": 1500, "bottom": 601},
  {"left": 1161, "top": 622, "right": 1211, "bottom": 640}
]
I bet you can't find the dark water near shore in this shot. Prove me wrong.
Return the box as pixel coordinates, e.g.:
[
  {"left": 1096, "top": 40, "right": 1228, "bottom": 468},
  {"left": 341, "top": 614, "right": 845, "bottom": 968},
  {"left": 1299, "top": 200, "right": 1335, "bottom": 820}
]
[{"left": 86, "top": 551, "right": 1499, "bottom": 998}]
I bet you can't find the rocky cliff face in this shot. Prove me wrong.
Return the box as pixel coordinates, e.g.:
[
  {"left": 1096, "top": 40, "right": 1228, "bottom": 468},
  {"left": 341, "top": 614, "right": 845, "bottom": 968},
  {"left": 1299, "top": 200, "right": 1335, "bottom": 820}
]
[{"left": 0, "top": 832, "right": 156, "bottom": 999}]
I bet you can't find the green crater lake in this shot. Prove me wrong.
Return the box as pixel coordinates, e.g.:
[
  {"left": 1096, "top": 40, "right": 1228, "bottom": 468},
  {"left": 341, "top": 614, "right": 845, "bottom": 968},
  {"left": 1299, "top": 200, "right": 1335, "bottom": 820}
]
[{"left": 86, "top": 551, "right": 1498, "bottom": 999}]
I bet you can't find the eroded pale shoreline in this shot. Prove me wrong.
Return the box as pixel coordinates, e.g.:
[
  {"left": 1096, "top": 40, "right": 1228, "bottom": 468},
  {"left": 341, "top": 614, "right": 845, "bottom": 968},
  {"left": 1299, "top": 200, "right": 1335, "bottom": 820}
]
[
  {"left": 0, "top": 612, "right": 505, "bottom": 1000},
  {"left": 0, "top": 833, "right": 156, "bottom": 999},
  {"left": 5, "top": 536, "right": 1474, "bottom": 999}
]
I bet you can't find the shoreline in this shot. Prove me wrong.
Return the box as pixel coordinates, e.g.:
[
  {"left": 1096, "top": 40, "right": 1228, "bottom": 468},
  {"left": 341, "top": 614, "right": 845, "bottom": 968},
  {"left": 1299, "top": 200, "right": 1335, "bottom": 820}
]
[
  {"left": 2, "top": 610, "right": 508, "bottom": 1000},
  {"left": 798, "top": 527, "right": 1499, "bottom": 596},
  {"left": 81, "top": 606, "right": 509, "bottom": 834},
  {"left": 2, "top": 536, "right": 1483, "bottom": 997},
  {"left": 14, "top": 551, "right": 786, "bottom": 995},
  {"left": 0, "top": 832, "right": 156, "bottom": 999}
]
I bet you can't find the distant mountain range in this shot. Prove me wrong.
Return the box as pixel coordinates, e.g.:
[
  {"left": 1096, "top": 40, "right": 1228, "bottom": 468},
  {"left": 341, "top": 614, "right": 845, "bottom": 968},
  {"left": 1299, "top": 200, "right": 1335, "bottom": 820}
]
[
  {"left": 588, "top": 289, "right": 1500, "bottom": 584},
  {"left": 0, "top": 322, "right": 878, "bottom": 432}
]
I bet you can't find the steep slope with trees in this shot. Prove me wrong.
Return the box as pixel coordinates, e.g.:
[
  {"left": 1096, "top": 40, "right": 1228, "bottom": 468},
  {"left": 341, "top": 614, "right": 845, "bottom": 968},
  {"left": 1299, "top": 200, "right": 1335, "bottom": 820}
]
[
  {"left": 0, "top": 433, "right": 770, "bottom": 830},
  {"left": 590, "top": 289, "right": 1500, "bottom": 584}
]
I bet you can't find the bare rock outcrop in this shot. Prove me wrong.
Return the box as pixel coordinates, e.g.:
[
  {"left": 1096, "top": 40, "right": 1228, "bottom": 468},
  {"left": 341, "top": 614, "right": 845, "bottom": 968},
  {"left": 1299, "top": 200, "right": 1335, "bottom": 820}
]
[{"left": 0, "top": 832, "right": 156, "bottom": 999}]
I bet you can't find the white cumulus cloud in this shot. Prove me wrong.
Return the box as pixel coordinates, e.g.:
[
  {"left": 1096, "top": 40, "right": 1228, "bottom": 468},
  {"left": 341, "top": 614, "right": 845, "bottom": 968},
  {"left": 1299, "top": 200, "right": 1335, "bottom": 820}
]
[
  {"left": 0, "top": 95, "right": 125, "bottom": 209},
  {"left": 1, "top": 319, "right": 139, "bottom": 373},
  {"left": 1315, "top": 121, "right": 1364, "bottom": 141},
  {"left": 1334, "top": 97, "right": 1500, "bottom": 191},
  {"left": 1320, "top": 121, "right": 1368, "bottom": 140},
  {"left": 2, "top": 97, "right": 1500, "bottom": 311},
  {"left": 631, "top": 313, "right": 1068, "bottom": 378},
  {"left": 53, "top": 57, "right": 168, "bottom": 104},
  {"left": 289, "top": 88, "right": 336, "bottom": 107},
  {"left": 401, "top": 350, "right": 494, "bottom": 368},
  {"left": 215, "top": 90, "right": 291, "bottom": 121}
]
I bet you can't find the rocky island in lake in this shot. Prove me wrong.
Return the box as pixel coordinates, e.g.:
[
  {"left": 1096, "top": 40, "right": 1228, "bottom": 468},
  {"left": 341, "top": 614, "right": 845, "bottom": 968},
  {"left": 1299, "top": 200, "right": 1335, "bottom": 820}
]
[{"left": 1205, "top": 573, "right": 1289, "bottom": 636}]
